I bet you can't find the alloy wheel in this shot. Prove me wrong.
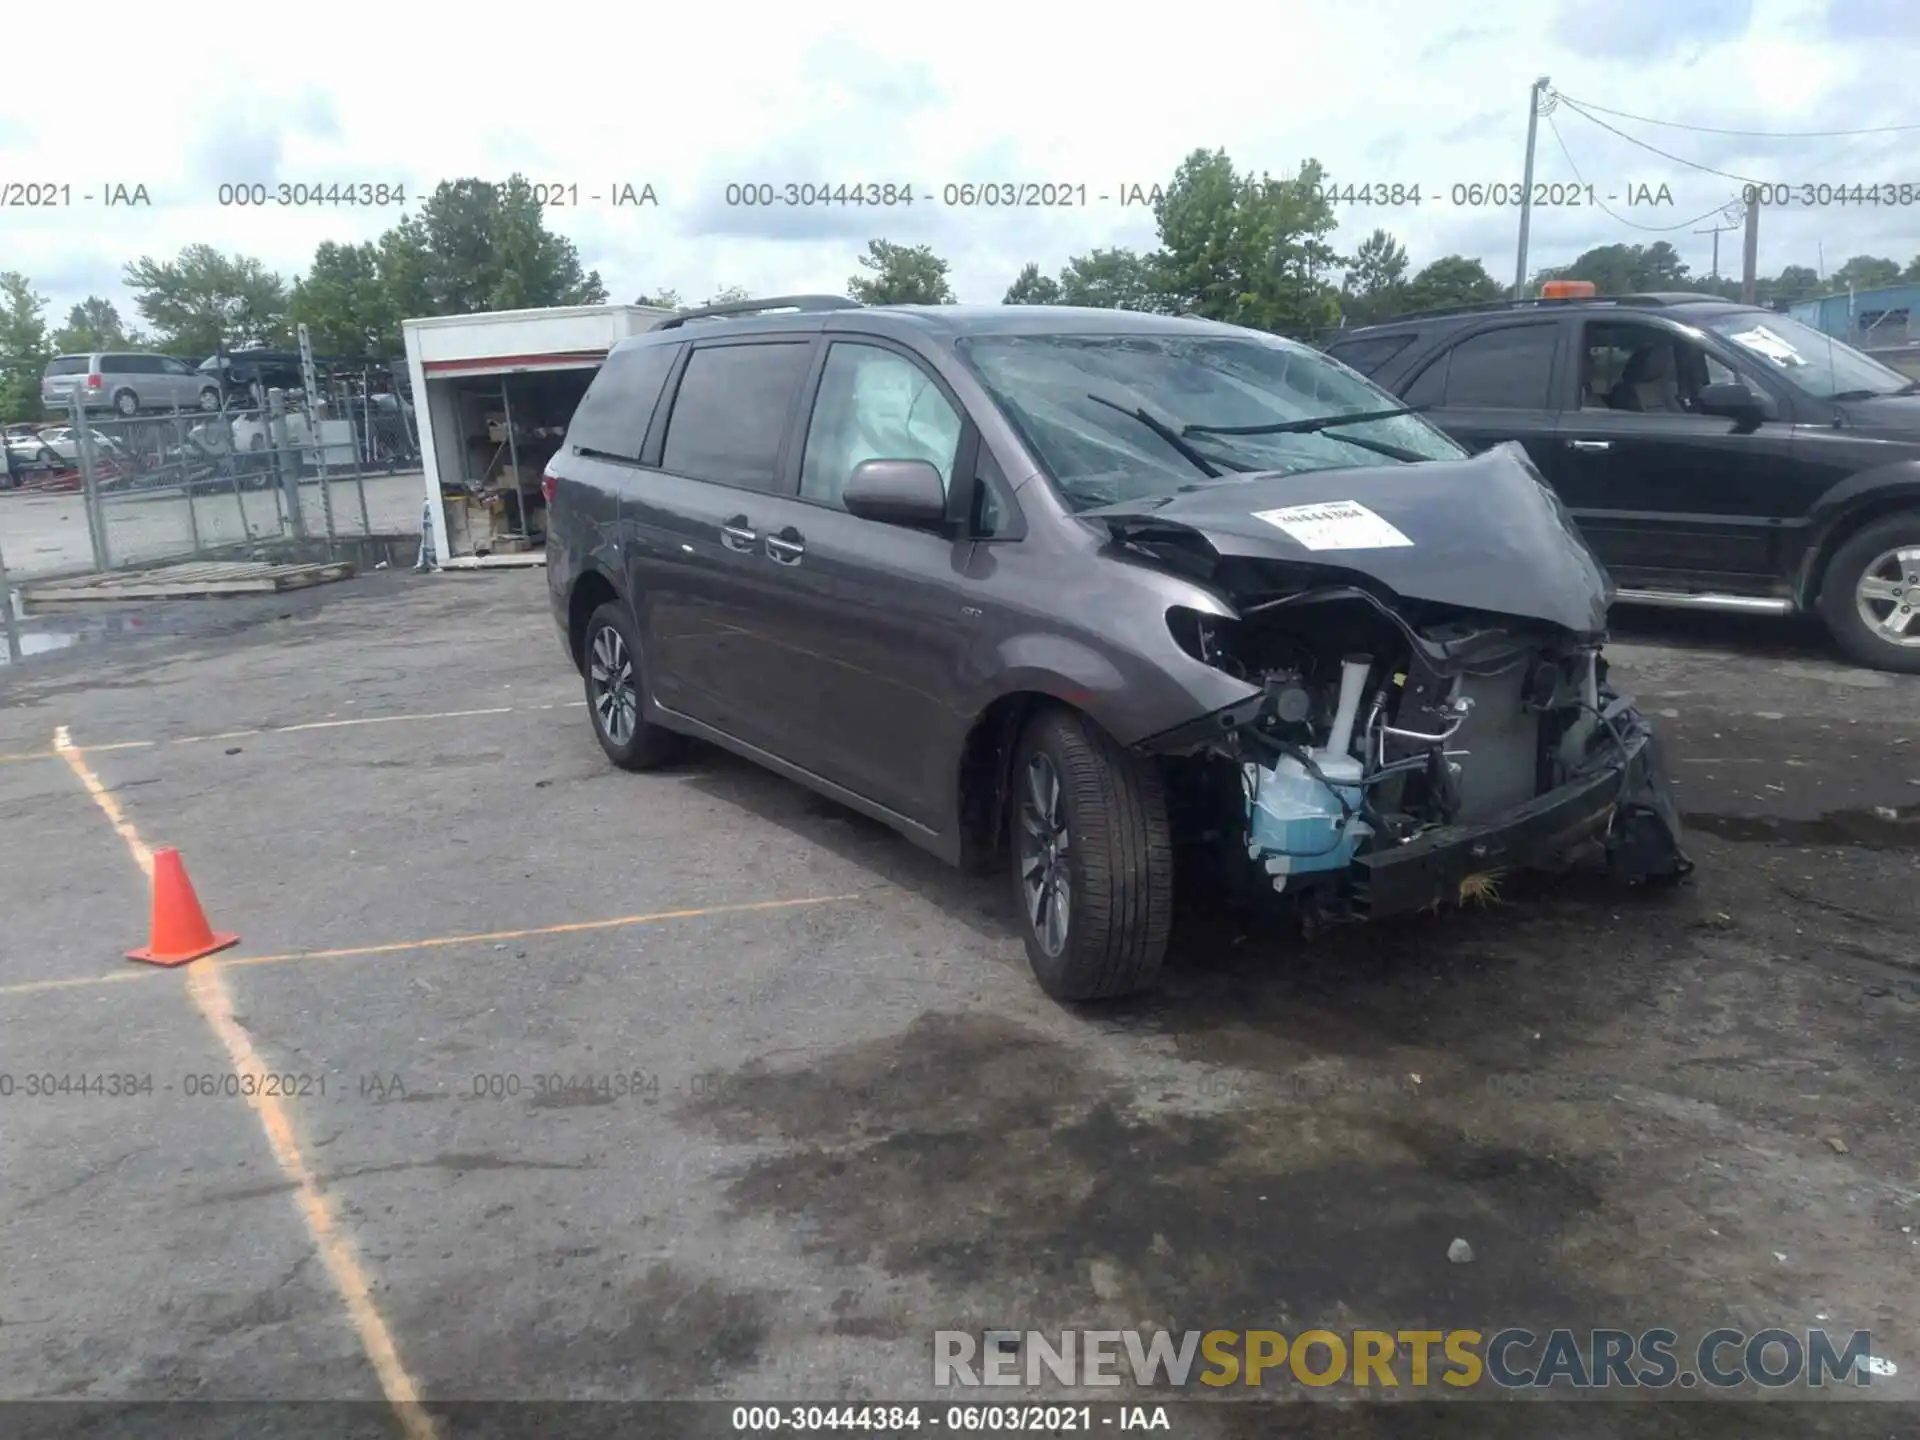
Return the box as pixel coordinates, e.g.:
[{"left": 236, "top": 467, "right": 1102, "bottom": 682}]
[
  {"left": 589, "top": 625, "right": 638, "bottom": 746},
  {"left": 1018, "top": 753, "right": 1071, "bottom": 958},
  {"left": 1853, "top": 546, "right": 1920, "bottom": 648}
]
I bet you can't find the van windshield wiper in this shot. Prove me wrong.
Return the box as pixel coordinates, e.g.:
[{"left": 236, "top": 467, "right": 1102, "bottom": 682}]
[
  {"left": 1084, "top": 393, "right": 1245, "bottom": 479},
  {"left": 1182, "top": 404, "right": 1422, "bottom": 437},
  {"left": 1181, "top": 405, "right": 1429, "bottom": 463}
]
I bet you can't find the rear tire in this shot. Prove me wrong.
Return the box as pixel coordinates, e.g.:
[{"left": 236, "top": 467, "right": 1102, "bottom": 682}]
[
  {"left": 582, "top": 601, "right": 684, "bottom": 770},
  {"left": 113, "top": 389, "right": 139, "bottom": 417},
  {"left": 1008, "top": 708, "right": 1173, "bottom": 1002},
  {"left": 1816, "top": 512, "right": 1920, "bottom": 674}
]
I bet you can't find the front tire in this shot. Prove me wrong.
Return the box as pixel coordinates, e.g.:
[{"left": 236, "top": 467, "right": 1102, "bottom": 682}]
[
  {"left": 1009, "top": 708, "right": 1173, "bottom": 1002},
  {"left": 1817, "top": 513, "right": 1920, "bottom": 674},
  {"left": 582, "top": 601, "right": 683, "bottom": 770}
]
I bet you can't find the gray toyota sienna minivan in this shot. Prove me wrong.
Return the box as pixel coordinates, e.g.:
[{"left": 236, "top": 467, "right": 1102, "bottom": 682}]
[{"left": 545, "top": 297, "right": 1691, "bottom": 1003}]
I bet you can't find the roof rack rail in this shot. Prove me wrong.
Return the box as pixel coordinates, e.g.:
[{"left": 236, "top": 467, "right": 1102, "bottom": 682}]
[
  {"left": 1372, "top": 290, "right": 1735, "bottom": 326},
  {"left": 649, "top": 295, "right": 863, "bottom": 331}
]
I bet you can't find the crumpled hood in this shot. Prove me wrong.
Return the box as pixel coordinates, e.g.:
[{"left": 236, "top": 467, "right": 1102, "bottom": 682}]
[{"left": 1082, "top": 442, "right": 1613, "bottom": 635}]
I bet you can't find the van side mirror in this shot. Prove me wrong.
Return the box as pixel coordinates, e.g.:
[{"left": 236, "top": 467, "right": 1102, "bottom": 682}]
[{"left": 843, "top": 458, "right": 949, "bottom": 530}]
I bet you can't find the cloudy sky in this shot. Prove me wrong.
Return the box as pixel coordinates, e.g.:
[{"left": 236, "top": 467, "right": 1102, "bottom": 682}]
[{"left": 1, "top": 0, "right": 1913, "bottom": 327}]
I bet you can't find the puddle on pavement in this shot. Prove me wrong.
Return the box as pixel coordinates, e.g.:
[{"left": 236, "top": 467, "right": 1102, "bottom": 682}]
[
  {"left": 0, "top": 630, "right": 83, "bottom": 663},
  {"left": 0, "top": 611, "right": 184, "bottom": 666},
  {"left": 1683, "top": 803, "right": 1920, "bottom": 851}
]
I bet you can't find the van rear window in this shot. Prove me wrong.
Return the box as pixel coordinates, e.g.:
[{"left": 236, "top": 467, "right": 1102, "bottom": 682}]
[{"left": 45, "top": 357, "right": 90, "bottom": 376}]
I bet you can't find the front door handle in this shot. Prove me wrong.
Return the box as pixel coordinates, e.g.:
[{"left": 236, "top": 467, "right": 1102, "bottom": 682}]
[
  {"left": 1566, "top": 439, "right": 1612, "bottom": 452},
  {"left": 720, "top": 515, "right": 758, "bottom": 552},
  {"left": 764, "top": 527, "right": 805, "bottom": 566}
]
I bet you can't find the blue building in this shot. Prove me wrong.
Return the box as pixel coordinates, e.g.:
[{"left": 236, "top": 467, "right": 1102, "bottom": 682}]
[{"left": 1787, "top": 281, "right": 1920, "bottom": 349}]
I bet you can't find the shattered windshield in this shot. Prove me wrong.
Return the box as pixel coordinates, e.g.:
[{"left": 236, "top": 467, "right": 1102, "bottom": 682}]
[
  {"left": 1700, "top": 311, "right": 1912, "bottom": 400},
  {"left": 955, "top": 332, "right": 1466, "bottom": 512}
]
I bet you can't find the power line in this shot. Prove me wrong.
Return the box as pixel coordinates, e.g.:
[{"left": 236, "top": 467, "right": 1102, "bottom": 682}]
[
  {"left": 1551, "top": 92, "right": 1920, "bottom": 139},
  {"left": 1553, "top": 96, "right": 1768, "bottom": 185},
  {"left": 1544, "top": 113, "right": 1745, "bottom": 234}
]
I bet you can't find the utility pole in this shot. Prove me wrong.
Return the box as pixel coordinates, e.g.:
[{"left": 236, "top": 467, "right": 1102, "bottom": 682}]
[
  {"left": 1740, "top": 193, "right": 1760, "bottom": 305},
  {"left": 1693, "top": 218, "right": 1740, "bottom": 280},
  {"left": 1513, "top": 76, "right": 1552, "bottom": 298}
]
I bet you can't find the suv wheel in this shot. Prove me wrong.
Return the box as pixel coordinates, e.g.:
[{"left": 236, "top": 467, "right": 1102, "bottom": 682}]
[
  {"left": 113, "top": 389, "right": 139, "bottom": 417},
  {"left": 1009, "top": 708, "right": 1173, "bottom": 1001},
  {"left": 582, "top": 601, "right": 683, "bottom": 770},
  {"left": 1817, "top": 513, "right": 1920, "bottom": 674}
]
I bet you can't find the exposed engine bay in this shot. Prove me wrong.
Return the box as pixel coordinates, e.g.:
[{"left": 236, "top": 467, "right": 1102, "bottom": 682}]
[
  {"left": 1087, "top": 447, "right": 1695, "bottom": 922},
  {"left": 1143, "top": 584, "right": 1693, "bottom": 920}
]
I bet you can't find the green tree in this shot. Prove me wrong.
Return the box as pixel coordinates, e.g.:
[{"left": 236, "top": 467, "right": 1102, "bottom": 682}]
[
  {"left": 703, "top": 285, "right": 752, "bottom": 307},
  {"left": 1151, "top": 148, "right": 1343, "bottom": 335},
  {"left": 0, "top": 271, "right": 51, "bottom": 423},
  {"left": 1905, "top": 255, "right": 1920, "bottom": 283},
  {"left": 1831, "top": 254, "right": 1900, "bottom": 292},
  {"left": 848, "top": 240, "right": 955, "bottom": 305},
  {"left": 1003, "top": 262, "right": 1062, "bottom": 305},
  {"left": 52, "top": 296, "right": 141, "bottom": 354},
  {"left": 1057, "top": 249, "right": 1165, "bottom": 310},
  {"left": 378, "top": 176, "right": 608, "bottom": 319},
  {"left": 122, "top": 244, "right": 290, "bottom": 357},
  {"left": 634, "top": 289, "right": 683, "bottom": 309},
  {"left": 1558, "top": 241, "right": 1690, "bottom": 294},
  {"left": 1398, "top": 255, "right": 1505, "bottom": 313},
  {"left": 288, "top": 241, "right": 397, "bottom": 359},
  {"left": 1340, "top": 228, "right": 1411, "bottom": 324}
]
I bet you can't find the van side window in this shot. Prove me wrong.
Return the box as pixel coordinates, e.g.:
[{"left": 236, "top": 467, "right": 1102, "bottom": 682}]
[
  {"left": 659, "top": 342, "right": 813, "bottom": 492},
  {"left": 798, "top": 344, "right": 963, "bottom": 511}
]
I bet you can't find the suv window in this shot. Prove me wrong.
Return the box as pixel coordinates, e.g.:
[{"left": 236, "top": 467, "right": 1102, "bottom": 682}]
[
  {"left": 160, "top": 358, "right": 195, "bottom": 376},
  {"left": 1322, "top": 333, "right": 1415, "bottom": 377},
  {"left": 568, "top": 342, "right": 681, "bottom": 462},
  {"left": 107, "top": 354, "right": 162, "bottom": 375},
  {"left": 660, "top": 342, "right": 813, "bottom": 490},
  {"left": 1579, "top": 321, "right": 1732, "bottom": 415},
  {"left": 45, "top": 356, "right": 90, "bottom": 377},
  {"left": 1414, "top": 324, "right": 1558, "bottom": 409},
  {"left": 799, "top": 344, "right": 963, "bottom": 509}
]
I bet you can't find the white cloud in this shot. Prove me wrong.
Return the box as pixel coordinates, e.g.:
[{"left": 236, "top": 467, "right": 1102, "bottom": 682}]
[{"left": 1, "top": 0, "right": 1913, "bottom": 344}]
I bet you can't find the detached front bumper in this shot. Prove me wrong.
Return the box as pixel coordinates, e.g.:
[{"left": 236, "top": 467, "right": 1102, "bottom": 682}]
[{"left": 1349, "top": 705, "right": 1692, "bottom": 919}]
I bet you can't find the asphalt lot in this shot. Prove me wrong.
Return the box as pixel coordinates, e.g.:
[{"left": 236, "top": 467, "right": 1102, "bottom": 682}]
[
  {"left": 0, "top": 472, "right": 425, "bottom": 578},
  {"left": 0, "top": 572, "right": 1915, "bottom": 1435}
]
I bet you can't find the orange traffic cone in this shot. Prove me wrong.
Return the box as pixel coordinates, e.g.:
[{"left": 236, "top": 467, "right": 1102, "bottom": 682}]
[{"left": 127, "top": 848, "right": 239, "bottom": 967}]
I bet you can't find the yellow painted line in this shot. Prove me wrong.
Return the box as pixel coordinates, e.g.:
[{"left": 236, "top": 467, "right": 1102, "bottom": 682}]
[
  {"left": 0, "top": 970, "right": 164, "bottom": 999},
  {"left": 0, "top": 740, "right": 154, "bottom": 766},
  {"left": 50, "top": 727, "right": 439, "bottom": 1440},
  {"left": 218, "top": 894, "right": 861, "bottom": 971},
  {"left": 0, "top": 897, "right": 863, "bottom": 999},
  {"left": 4, "top": 702, "right": 581, "bottom": 764}
]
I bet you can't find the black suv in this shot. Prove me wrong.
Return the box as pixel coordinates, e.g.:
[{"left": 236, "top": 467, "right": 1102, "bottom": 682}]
[
  {"left": 546, "top": 297, "right": 1688, "bottom": 1003},
  {"left": 1324, "top": 293, "right": 1920, "bottom": 672}
]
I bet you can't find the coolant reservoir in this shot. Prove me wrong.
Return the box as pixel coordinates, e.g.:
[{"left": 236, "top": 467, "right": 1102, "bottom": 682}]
[{"left": 1244, "top": 749, "right": 1369, "bottom": 888}]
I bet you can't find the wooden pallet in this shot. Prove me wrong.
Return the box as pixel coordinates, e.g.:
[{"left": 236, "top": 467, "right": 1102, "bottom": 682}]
[{"left": 22, "top": 559, "right": 356, "bottom": 604}]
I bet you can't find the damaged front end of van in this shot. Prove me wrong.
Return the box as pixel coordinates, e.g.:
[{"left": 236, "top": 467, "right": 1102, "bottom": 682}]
[{"left": 1095, "top": 444, "right": 1693, "bottom": 923}]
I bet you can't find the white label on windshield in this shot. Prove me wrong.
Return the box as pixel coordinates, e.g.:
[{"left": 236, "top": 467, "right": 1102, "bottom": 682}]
[
  {"left": 1252, "top": 499, "right": 1413, "bottom": 550},
  {"left": 1727, "top": 325, "right": 1804, "bottom": 366}
]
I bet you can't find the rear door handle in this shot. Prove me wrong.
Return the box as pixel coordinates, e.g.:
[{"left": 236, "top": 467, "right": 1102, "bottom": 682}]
[
  {"left": 1566, "top": 439, "right": 1612, "bottom": 452},
  {"left": 720, "top": 515, "right": 758, "bottom": 552},
  {"left": 764, "top": 527, "right": 805, "bottom": 566}
]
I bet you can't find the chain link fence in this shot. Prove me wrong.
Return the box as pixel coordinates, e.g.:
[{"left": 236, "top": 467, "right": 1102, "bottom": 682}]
[{"left": 0, "top": 387, "right": 425, "bottom": 580}]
